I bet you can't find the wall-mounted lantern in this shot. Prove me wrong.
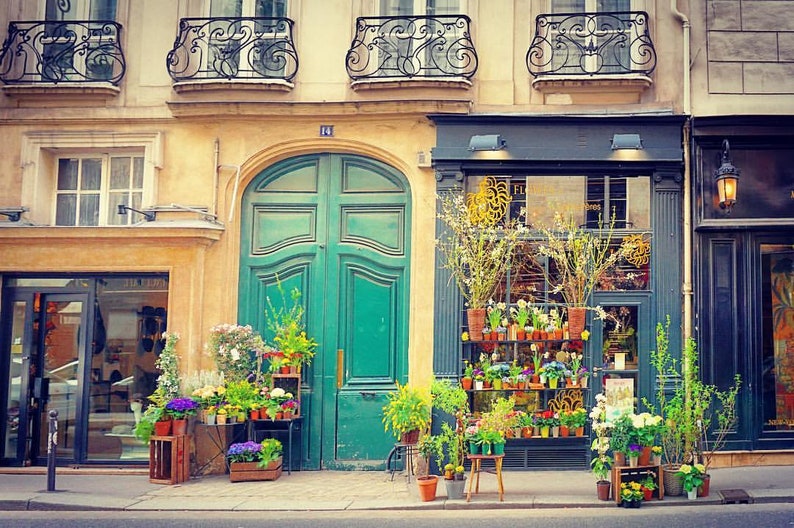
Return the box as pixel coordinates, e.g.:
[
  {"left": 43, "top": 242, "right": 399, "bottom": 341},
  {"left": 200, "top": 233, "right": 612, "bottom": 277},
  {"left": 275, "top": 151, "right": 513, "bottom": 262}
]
[{"left": 714, "top": 139, "right": 740, "bottom": 211}]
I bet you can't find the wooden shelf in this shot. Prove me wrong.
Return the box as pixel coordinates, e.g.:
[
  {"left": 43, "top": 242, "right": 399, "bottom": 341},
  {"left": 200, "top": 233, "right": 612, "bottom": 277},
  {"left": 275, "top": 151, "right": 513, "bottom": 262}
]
[{"left": 611, "top": 464, "right": 664, "bottom": 503}]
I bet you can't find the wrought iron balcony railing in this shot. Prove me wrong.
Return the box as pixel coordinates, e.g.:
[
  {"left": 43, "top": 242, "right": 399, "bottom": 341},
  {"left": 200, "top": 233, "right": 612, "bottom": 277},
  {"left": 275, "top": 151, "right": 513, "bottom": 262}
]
[
  {"left": 346, "top": 15, "right": 477, "bottom": 81},
  {"left": 0, "top": 20, "right": 125, "bottom": 85},
  {"left": 526, "top": 11, "right": 656, "bottom": 77},
  {"left": 166, "top": 17, "right": 298, "bottom": 83}
]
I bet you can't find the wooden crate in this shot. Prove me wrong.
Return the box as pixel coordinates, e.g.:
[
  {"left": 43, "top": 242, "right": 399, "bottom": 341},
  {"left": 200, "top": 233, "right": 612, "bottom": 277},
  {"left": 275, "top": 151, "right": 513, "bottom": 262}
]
[
  {"left": 149, "top": 435, "right": 189, "bottom": 485},
  {"left": 611, "top": 464, "right": 664, "bottom": 503}
]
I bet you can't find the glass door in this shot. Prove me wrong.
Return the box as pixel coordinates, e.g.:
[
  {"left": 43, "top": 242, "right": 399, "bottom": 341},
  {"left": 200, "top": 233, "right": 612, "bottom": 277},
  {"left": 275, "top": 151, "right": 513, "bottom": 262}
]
[{"left": 1, "top": 292, "right": 88, "bottom": 464}]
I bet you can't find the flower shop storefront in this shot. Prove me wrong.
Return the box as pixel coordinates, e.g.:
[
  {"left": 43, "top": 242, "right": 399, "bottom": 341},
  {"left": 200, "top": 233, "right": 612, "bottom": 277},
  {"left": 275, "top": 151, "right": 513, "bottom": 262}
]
[{"left": 430, "top": 114, "right": 686, "bottom": 469}]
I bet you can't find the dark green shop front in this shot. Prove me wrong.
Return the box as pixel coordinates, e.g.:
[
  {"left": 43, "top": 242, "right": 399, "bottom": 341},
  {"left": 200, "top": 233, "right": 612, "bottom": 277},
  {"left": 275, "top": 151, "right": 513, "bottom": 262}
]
[{"left": 430, "top": 114, "right": 686, "bottom": 469}]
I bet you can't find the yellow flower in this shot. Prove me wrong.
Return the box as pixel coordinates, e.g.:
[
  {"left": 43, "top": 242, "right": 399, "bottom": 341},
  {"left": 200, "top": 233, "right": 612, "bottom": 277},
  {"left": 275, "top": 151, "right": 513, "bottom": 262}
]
[
  {"left": 461, "top": 331, "right": 470, "bottom": 341},
  {"left": 580, "top": 330, "right": 590, "bottom": 341}
]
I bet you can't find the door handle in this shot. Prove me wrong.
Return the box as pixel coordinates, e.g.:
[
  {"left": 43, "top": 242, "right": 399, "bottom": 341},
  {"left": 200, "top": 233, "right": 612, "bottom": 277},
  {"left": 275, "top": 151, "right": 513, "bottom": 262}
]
[
  {"left": 360, "top": 391, "right": 377, "bottom": 400},
  {"left": 336, "top": 349, "right": 343, "bottom": 389}
]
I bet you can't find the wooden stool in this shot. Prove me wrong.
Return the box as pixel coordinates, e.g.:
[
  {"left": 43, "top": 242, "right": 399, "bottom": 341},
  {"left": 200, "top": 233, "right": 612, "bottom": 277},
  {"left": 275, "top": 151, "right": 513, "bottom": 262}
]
[{"left": 466, "top": 454, "right": 504, "bottom": 502}]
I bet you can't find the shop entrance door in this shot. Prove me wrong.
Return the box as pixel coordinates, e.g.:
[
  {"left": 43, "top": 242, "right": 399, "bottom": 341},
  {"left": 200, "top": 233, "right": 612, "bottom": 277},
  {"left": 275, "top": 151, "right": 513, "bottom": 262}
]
[{"left": 3, "top": 292, "right": 88, "bottom": 465}]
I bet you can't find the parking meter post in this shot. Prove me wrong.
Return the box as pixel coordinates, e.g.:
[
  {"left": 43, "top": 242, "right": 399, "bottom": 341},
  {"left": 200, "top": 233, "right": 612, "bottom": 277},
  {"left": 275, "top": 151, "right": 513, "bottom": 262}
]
[{"left": 47, "top": 409, "right": 58, "bottom": 492}]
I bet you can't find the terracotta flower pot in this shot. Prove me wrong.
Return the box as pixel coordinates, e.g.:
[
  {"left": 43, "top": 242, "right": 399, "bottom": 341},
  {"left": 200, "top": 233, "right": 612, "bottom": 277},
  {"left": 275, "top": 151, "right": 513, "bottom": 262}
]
[
  {"left": 567, "top": 306, "right": 586, "bottom": 340},
  {"left": 461, "top": 377, "right": 473, "bottom": 390},
  {"left": 467, "top": 308, "right": 486, "bottom": 342},
  {"left": 417, "top": 475, "right": 438, "bottom": 502},
  {"left": 596, "top": 480, "right": 611, "bottom": 501}
]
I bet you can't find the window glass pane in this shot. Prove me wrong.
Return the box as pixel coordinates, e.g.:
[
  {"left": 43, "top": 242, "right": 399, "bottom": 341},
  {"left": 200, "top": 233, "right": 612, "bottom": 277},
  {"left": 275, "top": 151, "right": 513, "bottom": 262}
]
[
  {"left": 90, "top": 0, "right": 118, "bottom": 20},
  {"left": 110, "top": 157, "right": 130, "bottom": 189},
  {"left": 81, "top": 159, "right": 102, "bottom": 190},
  {"left": 56, "top": 194, "right": 76, "bottom": 225},
  {"left": 79, "top": 194, "right": 100, "bottom": 226},
  {"left": 57, "top": 159, "right": 79, "bottom": 190},
  {"left": 380, "top": 0, "right": 413, "bottom": 16},
  {"left": 426, "top": 0, "right": 459, "bottom": 15},
  {"left": 762, "top": 244, "right": 794, "bottom": 432},
  {"left": 86, "top": 275, "right": 169, "bottom": 461},
  {"left": 107, "top": 192, "right": 126, "bottom": 225},
  {"left": 553, "top": 0, "right": 585, "bottom": 11},
  {"left": 132, "top": 157, "right": 144, "bottom": 188},
  {"left": 257, "top": 0, "right": 287, "bottom": 17},
  {"left": 211, "top": 0, "right": 243, "bottom": 17}
]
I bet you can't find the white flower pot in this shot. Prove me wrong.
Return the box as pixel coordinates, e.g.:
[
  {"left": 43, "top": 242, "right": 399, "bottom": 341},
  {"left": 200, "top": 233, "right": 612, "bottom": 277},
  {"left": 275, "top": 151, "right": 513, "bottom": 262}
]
[{"left": 687, "top": 488, "right": 697, "bottom": 500}]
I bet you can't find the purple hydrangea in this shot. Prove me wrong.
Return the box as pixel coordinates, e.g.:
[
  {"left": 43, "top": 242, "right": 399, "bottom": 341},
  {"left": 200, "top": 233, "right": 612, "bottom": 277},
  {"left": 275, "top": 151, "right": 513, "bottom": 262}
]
[
  {"left": 227, "top": 441, "right": 262, "bottom": 463},
  {"left": 165, "top": 397, "right": 200, "bottom": 418}
]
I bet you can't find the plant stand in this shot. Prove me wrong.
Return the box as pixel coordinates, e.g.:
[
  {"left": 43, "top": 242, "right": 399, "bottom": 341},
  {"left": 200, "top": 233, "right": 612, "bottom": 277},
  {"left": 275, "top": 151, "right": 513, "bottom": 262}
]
[{"left": 466, "top": 454, "right": 504, "bottom": 502}]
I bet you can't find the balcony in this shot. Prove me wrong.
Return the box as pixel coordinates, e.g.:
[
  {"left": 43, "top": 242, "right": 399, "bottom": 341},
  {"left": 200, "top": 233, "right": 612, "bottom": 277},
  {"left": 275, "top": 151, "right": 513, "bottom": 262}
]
[
  {"left": 166, "top": 17, "right": 298, "bottom": 90},
  {"left": 346, "top": 15, "right": 477, "bottom": 87},
  {"left": 526, "top": 11, "right": 656, "bottom": 104},
  {"left": 0, "top": 20, "right": 125, "bottom": 85}
]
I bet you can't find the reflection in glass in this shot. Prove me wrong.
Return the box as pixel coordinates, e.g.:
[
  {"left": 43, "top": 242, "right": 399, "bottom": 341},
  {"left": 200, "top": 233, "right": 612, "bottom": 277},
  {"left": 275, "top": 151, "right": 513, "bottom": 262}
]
[{"left": 762, "top": 244, "right": 794, "bottom": 431}]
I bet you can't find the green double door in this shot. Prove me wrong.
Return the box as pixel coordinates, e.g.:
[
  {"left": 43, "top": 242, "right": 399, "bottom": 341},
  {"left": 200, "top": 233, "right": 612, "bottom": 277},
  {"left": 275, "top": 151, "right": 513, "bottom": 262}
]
[{"left": 239, "top": 154, "right": 411, "bottom": 469}]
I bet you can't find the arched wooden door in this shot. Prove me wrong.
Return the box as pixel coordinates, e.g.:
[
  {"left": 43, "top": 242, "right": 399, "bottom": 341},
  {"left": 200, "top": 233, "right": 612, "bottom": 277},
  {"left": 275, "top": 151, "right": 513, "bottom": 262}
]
[{"left": 239, "top": 153, "right": 411, "bottom": 469}]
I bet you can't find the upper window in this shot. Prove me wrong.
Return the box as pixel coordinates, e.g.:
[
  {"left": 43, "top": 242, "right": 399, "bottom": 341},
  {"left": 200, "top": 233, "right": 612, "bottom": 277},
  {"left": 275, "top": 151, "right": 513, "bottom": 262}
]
[
  {"left": 55, "top": 154, "right": 144, "bottom": 226},
  {"left": 379, "top": 0, "right": 460, "bottom": 15},
  {"left": 21, "top": 131, "right": 162, "bottom": 226}
]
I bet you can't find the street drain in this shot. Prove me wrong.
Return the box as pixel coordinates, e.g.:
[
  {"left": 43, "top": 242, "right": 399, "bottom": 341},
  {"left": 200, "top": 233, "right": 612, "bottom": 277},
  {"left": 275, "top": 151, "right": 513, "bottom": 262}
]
[{"left": 720, "top": 489, "right": 754, "bottom": 504}]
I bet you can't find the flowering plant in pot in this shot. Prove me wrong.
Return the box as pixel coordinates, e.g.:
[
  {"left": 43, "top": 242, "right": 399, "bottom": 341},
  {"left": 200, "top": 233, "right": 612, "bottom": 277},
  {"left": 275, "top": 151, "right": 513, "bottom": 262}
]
[
  {"left": 206, "top": 324, "right": 265, "bottom": 382},
  {"left": 590, "top": 393, "right": 613, "bottom": 500},
  {"left": 676, "top": 463, "right": 706, "bottom": 494},
  {"left": 620, "top": 481, "right": 644, "bottom": 506},
  {"left": 165, "top": 397, "right": 200, "bottom": 420},
  {"left": 381, "top": 382, "right": 431, "bottom": 443}
]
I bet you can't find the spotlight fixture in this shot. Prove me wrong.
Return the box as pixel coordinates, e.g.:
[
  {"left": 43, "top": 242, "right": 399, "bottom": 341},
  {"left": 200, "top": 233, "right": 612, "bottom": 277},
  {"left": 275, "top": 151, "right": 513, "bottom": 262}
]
[
  {"left": 468, "top": 134, "right": 506, "bottom": 151},
  {"left": 0, "top": 207, "right": 26, "bottom": 222},
  {"left": 611, "top": 133, "right": 643, "bottom": 150},
  {"left": 117, "top": 204, "right": 155, "bottom": 222},
  {"left": 714, "top": 139, "right": 740, "bottom": 211}
]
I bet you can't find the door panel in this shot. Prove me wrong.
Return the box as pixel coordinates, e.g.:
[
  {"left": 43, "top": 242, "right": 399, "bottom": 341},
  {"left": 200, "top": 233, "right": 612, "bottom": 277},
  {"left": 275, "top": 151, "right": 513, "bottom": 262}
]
[{"left": 240, "top": 153, "right": 410, "bottom": 469}]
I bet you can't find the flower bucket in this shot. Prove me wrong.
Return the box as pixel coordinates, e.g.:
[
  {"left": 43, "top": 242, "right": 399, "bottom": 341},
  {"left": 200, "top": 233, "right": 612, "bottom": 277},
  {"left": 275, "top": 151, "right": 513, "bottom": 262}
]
[
  {"left": 469, "top": 441, "right": 480, "bottom": 454},
  {"left": 492, "top": 442, "right": 505, "bottom": 455},
  {"left": 687, "top": 488, "right": 697, "bottom": 500},
  {"left": 698, "top": 474, "right": 711, "bottom": 497},
  {"left": 445, "top": 476, "right": 467, "bottom": 500},
  {"left": 567, "top": 307, "right": 586, "bottom": 340},
  {"left": 467, "top": 308, "right": 486, "bottom": 342},
  {"left": 638, "top": 446, "right": 652, "bottom": 466},
  {"left": 548, "top": 378, "right": 558, "bottom": 389},
  {"left": 401, "top": 429, "right": 420, "bottom": 445}
]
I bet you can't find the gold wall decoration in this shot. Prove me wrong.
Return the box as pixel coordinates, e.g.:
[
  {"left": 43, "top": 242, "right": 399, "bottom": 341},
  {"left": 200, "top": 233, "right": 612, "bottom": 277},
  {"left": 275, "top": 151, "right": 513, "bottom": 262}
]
[
  {"left": 466, "top": 176, "right": 511, "bottom": 226},
  {"left": 622, "top": 234, "right": 651, "bottom": 267},
  {"left": 547, "top": 389, "right": 583, "bottom": 413}
]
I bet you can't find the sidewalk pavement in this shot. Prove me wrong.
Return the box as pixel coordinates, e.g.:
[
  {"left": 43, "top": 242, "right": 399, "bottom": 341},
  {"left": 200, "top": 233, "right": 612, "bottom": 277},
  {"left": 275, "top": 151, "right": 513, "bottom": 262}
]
[{"left": 1, "top": 465, "right": 793, "bottom": 512}]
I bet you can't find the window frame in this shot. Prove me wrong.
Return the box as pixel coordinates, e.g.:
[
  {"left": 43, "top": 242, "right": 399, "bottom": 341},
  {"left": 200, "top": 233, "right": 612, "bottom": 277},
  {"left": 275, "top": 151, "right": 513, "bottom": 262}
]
[
  {"left": 21, "top": 131, "right": 163, "bottom": 226},
  {"left": 54, "top": 152, "right": 145, "bottom": 226}
]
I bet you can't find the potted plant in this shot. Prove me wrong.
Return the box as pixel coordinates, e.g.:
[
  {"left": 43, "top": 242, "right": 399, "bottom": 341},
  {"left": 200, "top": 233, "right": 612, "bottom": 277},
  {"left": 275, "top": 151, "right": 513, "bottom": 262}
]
[
  {"left": 590, "top": 392, "right": 612, "bottom": 500},
  {"left": 608, "top": 413, "right": 635, "bottom": 466},
  {"left": 542, "top": 361, "right": 566, "bottom": 389},
  {"left": 627, "top": 443, "right": 642, "bottom": 467},
  {"left": 381, "top": 382, "right": 431, "bottom": 444},
  {"left": 533, "top": 212, "right": 637, "bottom": 339},
  {"left": 510, "top": 299, "right": 532, "bottom": 340},
  {"left": 461, "top": 360, "right": 474, "bottom": 390},
  {"left": 266, "top": 285, "right": 318, "bottom": 373},
  {"left": 165, "top": 397, "right": 200, "bottom": 435},
  {"left": 640, "top": 474, "right": 658, "bottom": 501},
  {"left": 206, "top": 323, "right": 265, "bottom": 382},
  {"left": 415, "top": 433, "right": 441, "bottom": 501},
  {"left": 619, "top": 481, "right": 644, "bottom": 508},
  {"left": 435, "top": 191, "right": 527, "bottom": 341},
  {"left": 676, "top": 463, "right": 705, "bottom": 500}
]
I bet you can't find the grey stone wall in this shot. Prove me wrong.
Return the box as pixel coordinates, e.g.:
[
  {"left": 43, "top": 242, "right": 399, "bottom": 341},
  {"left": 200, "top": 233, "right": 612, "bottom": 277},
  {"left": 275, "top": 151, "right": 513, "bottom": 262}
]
[{"left": 708, "top": 0, "right": 794, "bottom": 94}]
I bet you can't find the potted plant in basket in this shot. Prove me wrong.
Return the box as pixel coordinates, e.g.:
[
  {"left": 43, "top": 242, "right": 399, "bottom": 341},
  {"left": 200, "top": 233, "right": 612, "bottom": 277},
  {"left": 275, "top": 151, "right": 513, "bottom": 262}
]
[
  {"left": 435, "top": 190, "right": 527, "bottom": 341},
  {"left": 382, "top": 382, "right": 431, "bottom": 445}
]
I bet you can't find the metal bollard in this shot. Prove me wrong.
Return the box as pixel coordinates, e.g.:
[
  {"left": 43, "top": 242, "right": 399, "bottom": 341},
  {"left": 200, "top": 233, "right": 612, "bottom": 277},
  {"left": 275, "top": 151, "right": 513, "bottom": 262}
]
[{"left": 47, "top": 409, "right": 58, "bottom": 492}]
